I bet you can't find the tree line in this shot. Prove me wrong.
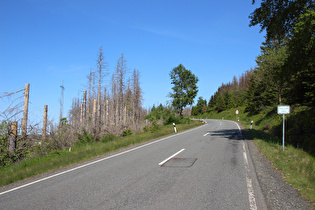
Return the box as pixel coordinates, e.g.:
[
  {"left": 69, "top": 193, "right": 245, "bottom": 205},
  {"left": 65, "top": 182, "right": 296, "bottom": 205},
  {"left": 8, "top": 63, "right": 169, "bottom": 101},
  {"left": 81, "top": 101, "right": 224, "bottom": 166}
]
[
  {"left": 68, "top": 46, "right": 145, "bottom": 138},
  {"left": 192, "top": 0, "right": 314, "bottom": 116}
]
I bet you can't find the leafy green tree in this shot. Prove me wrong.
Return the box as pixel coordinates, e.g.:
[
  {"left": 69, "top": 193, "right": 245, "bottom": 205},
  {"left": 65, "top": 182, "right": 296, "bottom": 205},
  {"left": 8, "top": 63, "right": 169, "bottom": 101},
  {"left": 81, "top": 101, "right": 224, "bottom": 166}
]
[
  {"left": 169, "top": 64, "right": 199, "bottom": 116},
  {"left": 215, "top": 92, "right": 226, "bottom": 112},
  {"left": 245, "top": 72, "right": 278, "bottom": 115},
  {"left": 191, "top": 97, "right": 207, "bottom": 116},
  {"left": 207, "top": 95, "right": 215, "bottom": 112},
  {"left": 223, "top": 91, "right": 236, "bottom": 109},
  {"left": 145, "top": 104, "right": 180, "bottom": 125},
  {"left": 249, "top": 0, "right": 314, "bottom": 42},
  {"left": 286, "top": 5, "right": 315, "bottom": 106},
  {"left": 255, "top": 41, "right": 288, "bottom": 104}
]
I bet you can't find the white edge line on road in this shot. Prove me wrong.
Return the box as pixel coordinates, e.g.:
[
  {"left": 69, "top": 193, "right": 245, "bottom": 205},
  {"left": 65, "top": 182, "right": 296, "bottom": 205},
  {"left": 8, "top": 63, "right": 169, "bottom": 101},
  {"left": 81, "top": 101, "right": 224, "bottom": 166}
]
[
  {"left": 0, "top": 123, "right": 207, "bottom": 196},
  {"left": 158, "top": 148, "right": 185, "bottom": 166},
  {"left": 243, "top": 142, "right": 258, "bottom": 210},
  {"left": 232, "top": 121, "right": 257, "bottom": 210}
]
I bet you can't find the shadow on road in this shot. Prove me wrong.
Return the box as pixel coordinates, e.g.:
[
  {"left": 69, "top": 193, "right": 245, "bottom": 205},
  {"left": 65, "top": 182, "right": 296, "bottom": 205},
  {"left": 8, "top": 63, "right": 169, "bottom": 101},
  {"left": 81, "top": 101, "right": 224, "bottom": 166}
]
[{"left": 209, "top": 129, "right": 243, "bottom": 140}]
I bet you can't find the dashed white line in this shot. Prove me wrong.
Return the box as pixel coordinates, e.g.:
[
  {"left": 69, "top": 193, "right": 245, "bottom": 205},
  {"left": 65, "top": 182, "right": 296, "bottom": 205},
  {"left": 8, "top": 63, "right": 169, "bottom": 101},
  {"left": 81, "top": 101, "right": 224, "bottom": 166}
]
[
  {"left": 203, "top": 132, "right": 210, "bottom": 136},
  {"left": 158, "top": 148, "right": 185, "bottom": 166}
]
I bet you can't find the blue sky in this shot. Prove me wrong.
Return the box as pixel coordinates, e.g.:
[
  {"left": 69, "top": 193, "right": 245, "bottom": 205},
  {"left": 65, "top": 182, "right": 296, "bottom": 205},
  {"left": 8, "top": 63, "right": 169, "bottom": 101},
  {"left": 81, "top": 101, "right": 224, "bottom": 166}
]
[{"left": 0, "top": 0, "right": 265, "bottom": 124}]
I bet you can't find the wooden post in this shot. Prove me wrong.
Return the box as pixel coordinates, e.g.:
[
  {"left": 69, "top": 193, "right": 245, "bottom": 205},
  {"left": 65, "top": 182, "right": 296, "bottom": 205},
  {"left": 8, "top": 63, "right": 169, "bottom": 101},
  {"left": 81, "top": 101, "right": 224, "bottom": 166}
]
[
  {"left": 9, "top": 121, "right": 17, "bottom": 153},
  {"left": 42, "top": 105, "right": 48, "bottom": 140},
  {"left": 124, "top": 105, "right": 127, "bottom": 126},
  {"left": 80, "top": 104, "right": 83, "bottom": 125},
  {"left": 106, "top": 99, "right": 109, "bottom": 126},
  {"left": 83, "top": 90, "right": 87, "bottom": 125},
  {"left": 93, "top": 98, "right": 97, "bottom": 126},
  {"left": 103, "top": 88, "right": 107, "bottom": 127},
  {"left": 22, "top": 83, "right": 30, "bottom": 136}
]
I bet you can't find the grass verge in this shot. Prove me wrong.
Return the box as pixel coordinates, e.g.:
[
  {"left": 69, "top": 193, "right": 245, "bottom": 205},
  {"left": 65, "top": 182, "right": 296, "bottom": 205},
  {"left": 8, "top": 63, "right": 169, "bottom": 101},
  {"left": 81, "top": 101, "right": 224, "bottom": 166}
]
[
  {"left": 247, "top": 129, "right": 315, "bottom": 205},
  {"left": 0, "top": 121, "right": 203, "bottom": 187}
]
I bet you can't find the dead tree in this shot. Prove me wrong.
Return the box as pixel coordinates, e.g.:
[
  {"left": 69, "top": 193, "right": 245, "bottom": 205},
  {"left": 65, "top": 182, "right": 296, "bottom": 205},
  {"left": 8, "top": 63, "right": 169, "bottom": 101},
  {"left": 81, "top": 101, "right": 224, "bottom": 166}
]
[
  {"left": 86, "top": 68, "right": 96, "bottom": 131},
  {"left": 132, "top": 69, "right": 143, "bottom": 128},
  {"left": 115, "top": 53, "right": 128, "bottom": 126},
  {"left": 96, "top": 46, "right": 109, "bottom": 134},
  {"left": 83, "top": 90, "right": 87, "bottom": 126}
]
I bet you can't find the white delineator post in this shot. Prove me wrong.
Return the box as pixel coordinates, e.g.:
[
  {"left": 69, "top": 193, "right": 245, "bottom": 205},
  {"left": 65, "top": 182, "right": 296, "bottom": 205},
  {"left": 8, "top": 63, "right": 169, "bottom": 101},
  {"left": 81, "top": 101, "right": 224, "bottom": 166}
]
[{"left": 173, "top": 123, "right": 177, "bottom": 133}]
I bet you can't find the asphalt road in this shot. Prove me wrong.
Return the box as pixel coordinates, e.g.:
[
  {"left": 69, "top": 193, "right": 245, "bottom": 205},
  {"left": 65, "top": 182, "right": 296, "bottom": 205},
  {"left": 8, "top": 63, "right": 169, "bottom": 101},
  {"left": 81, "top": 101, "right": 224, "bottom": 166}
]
[{"left": 0, "top": 120, "right": 266, "bottom": 209}]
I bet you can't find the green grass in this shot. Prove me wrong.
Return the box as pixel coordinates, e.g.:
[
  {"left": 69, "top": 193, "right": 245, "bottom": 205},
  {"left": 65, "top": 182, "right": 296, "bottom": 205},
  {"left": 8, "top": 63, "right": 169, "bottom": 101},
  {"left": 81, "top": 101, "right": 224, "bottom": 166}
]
[
  {"left": 202, "top": 108, "right": 315, "bottom": 205},
  {"left": 0, "top": 121, "right": 203, "bottom": 187},
  {"left": 247, "top": 129, "right": 315, "bottom": 204}
]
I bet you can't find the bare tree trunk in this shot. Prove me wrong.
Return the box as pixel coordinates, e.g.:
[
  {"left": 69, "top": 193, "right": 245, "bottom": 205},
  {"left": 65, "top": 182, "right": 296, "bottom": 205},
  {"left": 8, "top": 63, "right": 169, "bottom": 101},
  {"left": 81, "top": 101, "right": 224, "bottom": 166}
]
[
  {"left": 103, "top": 88, "right": 108, "bottom": 128},
  {"left": 83, "top": 90, "right": 87, "bottom": 127},
  {"left": 93, "top": 98, "right": 97, "bottom": 128},
  {"left": 116, "top": 53, "right": 128, "bottom": 127},
  {"left": 96, "top": 46, "right": 108, "bottom": 135},
  {"left": 22, "top": 83, "right": 30, "bottom": 136},
  {"left": 42, "top": 105, "right": 48, "bottom": 140},
  {"left": 132, "top": 69, "right": 142, "bottom": 129},
  {"left": 87, "top": 69, "right": 94, "bottom": 128},
  {"left": 80, "top": 103, "right": 84, "bottom": 125},
  {"left": 123, "top": 105, "right": 127, "bottom": 126}
]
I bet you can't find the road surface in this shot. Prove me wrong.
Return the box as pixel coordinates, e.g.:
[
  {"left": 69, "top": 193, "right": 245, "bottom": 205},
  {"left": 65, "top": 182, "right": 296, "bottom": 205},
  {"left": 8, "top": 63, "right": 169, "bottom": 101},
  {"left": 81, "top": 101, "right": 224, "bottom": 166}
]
[{"left": 0, "top": 119, "right": 266, "bottom": 209}]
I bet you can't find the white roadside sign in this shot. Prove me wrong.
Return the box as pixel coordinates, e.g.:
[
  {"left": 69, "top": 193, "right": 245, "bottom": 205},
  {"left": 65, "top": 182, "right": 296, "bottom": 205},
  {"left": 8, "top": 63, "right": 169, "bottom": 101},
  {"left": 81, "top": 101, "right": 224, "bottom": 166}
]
[
  {"left": 277, "top": 105, "right": 290, "bottom": 152},
  {"left": 277, "top": 105, "right": 290, "bottom": 115}
]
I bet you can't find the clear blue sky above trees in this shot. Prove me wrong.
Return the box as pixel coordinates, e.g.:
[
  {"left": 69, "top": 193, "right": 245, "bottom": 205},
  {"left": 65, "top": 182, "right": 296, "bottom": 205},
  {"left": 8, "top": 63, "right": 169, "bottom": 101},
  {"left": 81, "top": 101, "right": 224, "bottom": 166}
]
[{"left": 0, "top": 0, "right": 265, "bottom": 123}]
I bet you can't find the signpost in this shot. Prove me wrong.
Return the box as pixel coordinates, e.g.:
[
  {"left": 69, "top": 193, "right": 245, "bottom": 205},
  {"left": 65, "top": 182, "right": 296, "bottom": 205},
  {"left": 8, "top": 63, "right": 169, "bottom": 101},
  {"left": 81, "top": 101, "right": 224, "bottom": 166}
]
[{"left": 277, "top": 105, "right": 290, "bottom": 152}]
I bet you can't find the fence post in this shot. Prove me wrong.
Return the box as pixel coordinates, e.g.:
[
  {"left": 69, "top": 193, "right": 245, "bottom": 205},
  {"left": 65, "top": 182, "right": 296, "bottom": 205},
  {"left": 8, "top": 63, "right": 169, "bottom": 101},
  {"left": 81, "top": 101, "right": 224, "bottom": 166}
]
[
  {"left": 83, "top": 90, "right": 87, "bottom": 126},
  {"left": 9, "top": 121, "right": 18, "bottom": 153},
  {"left": 22, "top": 83, "right": 30, "bottom": 136},
  {"left": 93, "top": 98, "right": 97, "bottom": 127},
  {"left": 42, "top": 105, "right": 48, "bottom": 140},
  {"left": 80, "top": 104, "right": 83, "bottom": 125}
]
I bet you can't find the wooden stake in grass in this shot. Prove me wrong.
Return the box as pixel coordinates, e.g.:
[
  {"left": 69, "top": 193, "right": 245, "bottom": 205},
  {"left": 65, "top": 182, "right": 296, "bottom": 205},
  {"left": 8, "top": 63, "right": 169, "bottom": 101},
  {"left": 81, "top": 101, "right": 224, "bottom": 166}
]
[
  {"left": 42, "top": 105, "right": 48, "bottom": 140},
  {"left": 9, "top": 121, "right": 17, "bottom": 153},
  {"left": 22, "top": 83, "right": 30, "bottom": 136}
]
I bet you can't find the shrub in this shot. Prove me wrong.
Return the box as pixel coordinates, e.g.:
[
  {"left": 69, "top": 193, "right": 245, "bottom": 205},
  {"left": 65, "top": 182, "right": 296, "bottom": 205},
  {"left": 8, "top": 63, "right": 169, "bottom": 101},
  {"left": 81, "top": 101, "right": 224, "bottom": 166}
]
[
  {"left": 150, "top": 122, "right": 160, "bottom": 133},
  {"left": 142, "top": 122, "right": 160, "bottom": 133},
  {"left": 163, "top": 114, "right": 180, "bottom": 125},
  {"left": 77, "top": 129, "right": 94, "bottom": 144},
  {"left": 142, "top": 125, "right": 150, "bottom": 132},
  {"left": 179, "top": 117, "right": 191, "bottom": 124},
  {"left": 100, "top": 134, "right": 116, "bottom": 143},
  {"left": 122, "top": 129, "right": 133, "bottom": 137}
]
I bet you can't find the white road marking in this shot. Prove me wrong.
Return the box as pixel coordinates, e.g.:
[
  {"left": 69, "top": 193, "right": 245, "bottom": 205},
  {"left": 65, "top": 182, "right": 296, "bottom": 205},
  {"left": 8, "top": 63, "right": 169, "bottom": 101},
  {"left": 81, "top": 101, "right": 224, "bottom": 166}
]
[
  {"left": 232, "top": 121, "right": 257, "bottom": 210},
  {"left": 0, "top": 124, "right": 208, "bottom": 196},
  {"left": 243, "top": 142, "right": 258, "bottom": 210},
  {"left": 158, "top": 148, "right": 185, "bottom": 166},
  {"left": 203, "top": 132, "right": 210, "bottom": 136}
]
